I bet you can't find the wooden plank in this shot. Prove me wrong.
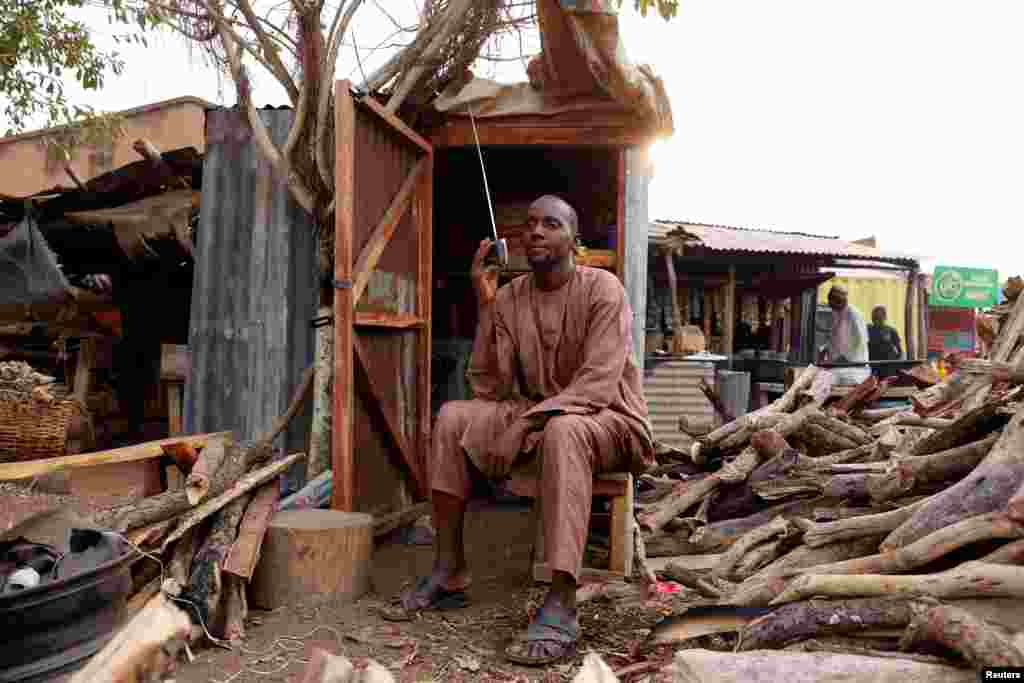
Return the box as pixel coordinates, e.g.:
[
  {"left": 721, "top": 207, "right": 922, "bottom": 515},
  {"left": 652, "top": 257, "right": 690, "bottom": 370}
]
[
  {"left": 0, "top": 432, "right": 229, "bottom": 481},
  {"left": 353, "top": 335, "right": 424, "bottom": 497},
  {"left": 351, "top": 157, "right": 426, "bottom": 304},
  {"left": 74, "top": 337, "right": 96, "bottom": 403},
  {"left": 357, "top": 96, "right": 432, "bottom": 154},
  {"left": 166, "top": 382, "right": 183, "bottom": 436},
  {"left": 354, "top": 312, "right": 424, "bottom": 329},
  {"left": 724, "top": 265, "right": 737, "bottom": 355},
  {"left": 608, "top": 473, "right": 634, "bottom": 576},
  {"left": 223, "top": 482, "right": 280, "bottom": 580},
  {"left": 415, "top": 142, "right": 434, "bottom": 491},
  {"left": 332, "top": 81, "right": 357, "bottom": 512}
]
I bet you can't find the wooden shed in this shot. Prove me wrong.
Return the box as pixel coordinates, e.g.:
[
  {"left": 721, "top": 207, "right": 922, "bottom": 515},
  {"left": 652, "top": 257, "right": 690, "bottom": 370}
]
[{"left": 328, "top": 2, "right": 672, "bottom": 513}]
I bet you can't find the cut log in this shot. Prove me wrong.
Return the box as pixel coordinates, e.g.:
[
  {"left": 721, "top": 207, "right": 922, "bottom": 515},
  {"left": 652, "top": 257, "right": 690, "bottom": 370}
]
[
  {"left": 161, "top": 452, "right": 304, "bottom": 551},
  {"left": 693, "top": 498, "right": 830, "bottom": 552},
  {"left": 805, "top": 411, "right": 873, "bottom": 445},
  {"left": 957, "top": 358, "right": 1024, "bottom": 385},
  {"left": 69, "top": 583, "right": 192, "bottom": 683},
  {"left": 980, "top": 538, "right": 1024, "bottom": 564},
  {"left": 730, "top": 536, "right": 885, "bottom": 607},
  {"left": 893, "top": 416, "right": 955, "bottom": 430},
  {"left": 634, "top": 526, "right": 658, "bottom": 587},
  {"left": 910, "top": 393, "right": 1016, "bottom": 456},
  {"left": 662, "top": 649, "right": 975, "bottom": 683},
  {"left": 857, "top": 406, "right": 909, "bottom": 422},
  {"left": 737, "top": 597, "right": 918, "bottom": 650},
  {"left": 796, "top": 498, "right": 929, "bottom": 548},
  {"left": 865, "top": 434, "right": 1000, "bottom": 503},
  {"left": 637, "top": 475, "right": 721, "bottom": 535},
  {"left": 707, "top": 449, "right": 804, "bottom": 523},
  {"left": 820, "top": 474, "right": 873, "bottom": 501},
  {"left": 783, "top": 639, "right": 961, "bottom": 666},
  {"left": 910, "top": 374, "right": 970, "bottom": 416},
  {"left": 182, "top": 493, "right": 251, "bottom": 634},
  {"left": 692, "top": 365, "right": 822, "bottom": 462},
  {"left": 1007, "top": 477, "right": 1024, "bottom": 523},
  {"left": 749, "top": 430, "right": 790, "bottom": 461},
  {"left": 223, "top": 482, "right": 280, "bottom": 579},
  {"left": 772, "top": 561, "right": 1024, "bottom": 604},
  {"left": 828, "top": 375, "right": 880, "bottom": 418},
  {"left": 733, "top": 538, "right": 791, "bottom": 581},
  {"left": 713, "top": 517, "right": 797, "bottom": 581},
  {"left": 249, "top": 509, "right": 374, "bottom": 610},
  {"left": 0, "top": 432, "right": 228, "bottom": 482},
  {"left": 184, "top": 436, "right": 229, "bottom": 505},
  {"left": 658, "top": 564, "right": 719, "bottom": 598},
  {"left": 795, "top": 423, "right": 860, "bottom": 456},
  {"left": 899, "top": 603, "right": 1024, "bottom": 668},
  {"left": 168, "top": 527, "right": 201, "bottom": 587},
  {"left": 882, "top": 463, "right": 1024, "bottom": 551},
  {"left": 788, "top": 512, "right": 1024, "bottom": 578},
  {"left": 698, "top": 378, "right": 734, "bottom": 424}
]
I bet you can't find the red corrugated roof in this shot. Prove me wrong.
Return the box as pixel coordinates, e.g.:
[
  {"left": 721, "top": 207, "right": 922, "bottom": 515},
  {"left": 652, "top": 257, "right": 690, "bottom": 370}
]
[{"left": 653, "top": 220, "right": 918, "bottom": 266}]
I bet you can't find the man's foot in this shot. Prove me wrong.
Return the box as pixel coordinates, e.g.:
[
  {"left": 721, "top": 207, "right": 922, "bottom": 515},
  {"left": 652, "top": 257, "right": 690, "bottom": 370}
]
[
  {"left": 504, "top": 603, "right": 579, "bottom": 666},
  {"left": 380, "top": 571, "right": 469, "bottom": 622}
]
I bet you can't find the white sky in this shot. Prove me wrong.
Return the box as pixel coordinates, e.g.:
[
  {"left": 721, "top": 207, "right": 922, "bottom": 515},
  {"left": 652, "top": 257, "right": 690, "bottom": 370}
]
[{"left": 11, "top": 0, "right": 1024, "bottom": 278}]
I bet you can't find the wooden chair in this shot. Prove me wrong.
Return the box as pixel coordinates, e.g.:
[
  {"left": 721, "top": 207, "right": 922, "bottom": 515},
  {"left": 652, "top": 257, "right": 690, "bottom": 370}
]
[{"left": 505, "top": 462, "right": 634, "bottom": 583}]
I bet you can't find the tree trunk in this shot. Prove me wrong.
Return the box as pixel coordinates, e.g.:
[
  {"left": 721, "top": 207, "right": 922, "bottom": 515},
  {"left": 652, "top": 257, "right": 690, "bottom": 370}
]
[
  {"left": 664, "top": 649, "right": 975, "bottom": 683},
  {"left": 865, "top": 434, "right": 1000, "bottom": 503},
  {"left": 882, "top": 463, "right": 1024, "bottom": 551},
  {"left": 307, "top": 304, "right": 333, "bottom": 481},
  {"left": 738, "top": 597, "right": 919, "bottom": 650},
  {"left": 184, "top": 436, "right": 229, "bottom": 505},
  {"left": 791, "top": 512, "right": 1024, "bottom": 578},
  {"left": 638, "top": 475, "right": 721, "bottom": 535},
  {"left": 899, "top": 603, "right": 1024, "bottom": 668},
  {"left": 714, "top": 517, "right": 797, "bottom": 581},
  {"left": 796, "top": 498, "right": 930, "bottom": 548},
  {"left": 730, "top": 536, "right": 885, "bottom": 607},
  {"left": 182, "top": 494, "right": 251, "bottom": 635},
  {"left": 772, "top": 561, "right": 1024, "bottom": 604}
]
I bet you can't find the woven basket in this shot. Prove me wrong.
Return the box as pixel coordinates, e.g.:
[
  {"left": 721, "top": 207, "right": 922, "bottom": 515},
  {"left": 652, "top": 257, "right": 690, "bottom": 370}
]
[{"left": 0, "top": 392, "right": 79, "bottom": 463}]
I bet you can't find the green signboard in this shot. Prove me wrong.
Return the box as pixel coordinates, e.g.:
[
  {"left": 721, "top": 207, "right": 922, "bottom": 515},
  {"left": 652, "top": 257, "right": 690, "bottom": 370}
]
[{"left": 929, "top": 266, "right": 1000, "bottom": 309}]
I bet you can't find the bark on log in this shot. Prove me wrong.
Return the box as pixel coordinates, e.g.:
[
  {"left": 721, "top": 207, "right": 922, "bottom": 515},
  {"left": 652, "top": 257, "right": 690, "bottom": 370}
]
[
  {"left": 865, "top": 434, "right": 1000, "bottom": 503},
  {"left": 882, "top": 463, "right": 1024, "bottom": 551},
  {"left": 784, "top": 638, "right": 961, "bottom": 666},
  {"left": 980, "top": 538, "right": 1024, "bottom": 564},
  {"left": 911, "top": 374, "right": 970, "bottom": 416},
  {"left": 829, "top": 376, "right": 880, "bottom": 418},
  {"left": 161, "top": 451, "right": 304, "bottom": 551},
  {"left": 806, "top": 411, "right": 873, "bottom": 445},
  {"left": 737, "top": 597, "right": 918, "bottom": 651},
  {"left": 693, "top": 366, "right": 822, "bottom": 462},
  {"left": 789, "top": 512, "right": 1024, "bottom": 578},
  {"left": 182, "top": 494, "right": 250, "bottom": 635},
  {"left": 910, "top": 396, "right": 1014, "bottom": 456},
  {"left": 796, "top": 498, "right": 930, "bottom": 548},
  {"left": 658, "top": 564, "right": 719, "bottom": 598},
  {"left": 713, "top": 517, "right": 798, "bottom": 581},
  {"left": 857, "top": 406, "right": 913, "bottom": 422},
  {"left": 69, "top": 583, "right": 191, "bottom": 683},
  {"left": 893, "top": 416, "right": 956, "bottom": 430},
  {"left": 729, "top": 536, "right": 885, "bottom": 607},
  {"left": 1006, "top": 477, "right": 1024, "bottom": 523},
  {"left": 168, "top": 527, "right": 201, "bottom": 587},
  {"left": 306, "top": 306, "right": 333, "bottom": 482},
  {"left": 698, "top": 378, "right": 734, "bottom": 424},
  {"left": 663, "top": 649, "right": 975, "bottom": 683},
  {"left": 795, "top": 423, "right": 860, "bottom": 456},
  {"left": 820, "top": 474, "right": 873, "bottom": 501},
  {"left": 184, "top": 436, "right": 228, "bottom": 505},
  {"left": 717, "top": 447, "right": 760, "bottom": 485},
  {"left": 899, "top": 603, "right": 1024, "bottom": 668},
  {"left": 691, "top": 498, "right": 829, "bottom": 552},
  {"left": 638, "top": 476, "right": 721, "bottom": 535},
  {"left": 221, "top": 573, "right": 248, "bottom": 644},
  {"left": 958, "top": 358, "right": 1024, "bottom": 385},
  {"left": 707, "top": 449, "right": 804, "bottom": 523},
  {"left": 772, "top": 561, "right": 1024, "bottom": 605},
  {"left": 734, "top": 538, "right": 791, "bottom": 581}
]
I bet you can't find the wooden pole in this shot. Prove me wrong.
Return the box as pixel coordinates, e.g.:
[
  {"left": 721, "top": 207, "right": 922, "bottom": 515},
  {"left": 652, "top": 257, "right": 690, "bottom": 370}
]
[
  {"left": 905, "top": 268, "right": 917, "bottom": 360},
  {"left": 665, "top": 249, "right": 682, "bottom": 342},
  {"left": 724, "top": 265, "right": 737, "bottom": 356},
  {"left": 332, "top": 82, "right": 356, "bottom": 512},
  {"left": 918, "top": 276, "right": 928, "bottom": 360},
  {"left": 415, "top": 142, "right": 434, "bottom": 490}
]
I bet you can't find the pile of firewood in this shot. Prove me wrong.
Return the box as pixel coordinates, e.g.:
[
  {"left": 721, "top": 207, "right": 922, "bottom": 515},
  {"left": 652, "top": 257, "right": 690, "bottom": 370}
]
[
  {"left": 83, "top": 367, "right": 315, "bottom": 647},
  {"left": 622, "top": 278, "right": 1024, "bottom": 679}
]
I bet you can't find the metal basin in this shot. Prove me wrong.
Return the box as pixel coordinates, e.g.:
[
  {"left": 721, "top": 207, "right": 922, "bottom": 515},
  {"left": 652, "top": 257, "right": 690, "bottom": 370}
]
[{"left": 0, "top": 545, "right": 138, "bottom": 682}]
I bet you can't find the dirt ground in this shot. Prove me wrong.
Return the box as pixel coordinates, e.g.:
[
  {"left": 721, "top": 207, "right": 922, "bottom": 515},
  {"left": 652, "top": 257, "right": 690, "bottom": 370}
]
[{"left": 174, "top": 502, "right": 691, "bottom": 683}]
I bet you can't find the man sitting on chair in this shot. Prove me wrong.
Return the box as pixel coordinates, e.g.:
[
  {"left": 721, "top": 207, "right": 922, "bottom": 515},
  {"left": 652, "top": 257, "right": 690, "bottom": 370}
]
[{"left": 382, "top": 195, "right": 654, "bottom": 666}]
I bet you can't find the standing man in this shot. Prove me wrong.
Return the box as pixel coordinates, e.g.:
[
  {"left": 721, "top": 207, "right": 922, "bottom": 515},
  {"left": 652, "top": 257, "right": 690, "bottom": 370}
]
[
  {"left": 820, "top": 284, "right": 871, "bottom": 384},
  {"left": 868, "top": 305, "right": 903, "bottom": 361},
  {"left": 382, "top": 195, "right": 655, "bottom": 666}
]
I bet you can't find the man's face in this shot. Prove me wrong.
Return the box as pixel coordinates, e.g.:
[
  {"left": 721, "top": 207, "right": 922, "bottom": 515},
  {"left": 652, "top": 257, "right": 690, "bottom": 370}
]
[
  {"left": 525, "top": 196, "right": 576, "bottom": 271},
  {"left": 828, "top": 289, "right": 847, "bottom": 312},
  {"left": 872, "top": 308, "right": 886, "bottom": 325}
]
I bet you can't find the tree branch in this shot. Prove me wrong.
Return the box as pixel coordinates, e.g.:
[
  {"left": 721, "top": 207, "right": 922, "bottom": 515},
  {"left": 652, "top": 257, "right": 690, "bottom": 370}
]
[{"left": 231, "top": 0, "right": 300, "bottom": 102}]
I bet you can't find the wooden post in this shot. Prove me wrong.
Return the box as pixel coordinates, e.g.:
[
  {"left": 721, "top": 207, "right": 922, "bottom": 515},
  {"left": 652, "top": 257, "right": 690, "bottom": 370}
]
[
  {"left": 415, "top": 143, "right": 433, "bottom": 487},
  {"left": 664, "top": 249, "right": 682, "bottom": 346},
  {"left": 623, "top": 147, "right": 650, "bottom": 367},
  {"left": 918, "top": 277, "right": 928, "bottom": 360},
  {"left": 905, "top": 268, "right": 917, "bottom": 360},
  {"left": 332, "top": 83, "right": 356, "bottom": 512},
  {"left": 724, "top": 265, "right": 737, "bottom": 356},
  {"left": 703, "top": 289, "right": 712, "bottom": 341}
]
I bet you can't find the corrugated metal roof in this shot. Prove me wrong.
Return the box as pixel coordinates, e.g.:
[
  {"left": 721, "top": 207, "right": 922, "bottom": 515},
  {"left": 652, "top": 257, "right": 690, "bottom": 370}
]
[
  {"left": 651, "top": 220, "right": 918, "bottom": 266},
  {"left": 184, "top": 107, "right": 317, "bottom": 492},
  {"left": 643, "top": 359, "right": 715, "bottom": 452}
]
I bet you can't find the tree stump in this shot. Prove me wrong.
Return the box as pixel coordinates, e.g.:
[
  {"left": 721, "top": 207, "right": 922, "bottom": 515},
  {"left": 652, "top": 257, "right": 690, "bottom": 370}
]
[{"left": 250, "top": 510, "right": 374, "bottom": 610}]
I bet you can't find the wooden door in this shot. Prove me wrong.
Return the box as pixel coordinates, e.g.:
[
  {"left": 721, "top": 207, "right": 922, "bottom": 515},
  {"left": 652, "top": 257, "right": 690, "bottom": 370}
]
[{"left": 332, "top": 82, "right": 433, "bottom": 514}]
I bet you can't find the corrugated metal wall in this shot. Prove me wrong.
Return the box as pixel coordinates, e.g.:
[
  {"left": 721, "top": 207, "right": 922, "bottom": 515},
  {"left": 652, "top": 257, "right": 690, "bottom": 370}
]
[
  {"left": 643, "top": 359, "right": 715, "bottom": 451},
  {"left": 185, "top": 108, "right": 318, "bottom": 489}
]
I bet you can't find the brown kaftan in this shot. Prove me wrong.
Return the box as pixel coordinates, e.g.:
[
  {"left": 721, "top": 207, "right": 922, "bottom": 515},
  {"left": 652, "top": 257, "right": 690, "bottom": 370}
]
[{"left": 430, "top": 266, "right": 654, "bottom": 581}]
